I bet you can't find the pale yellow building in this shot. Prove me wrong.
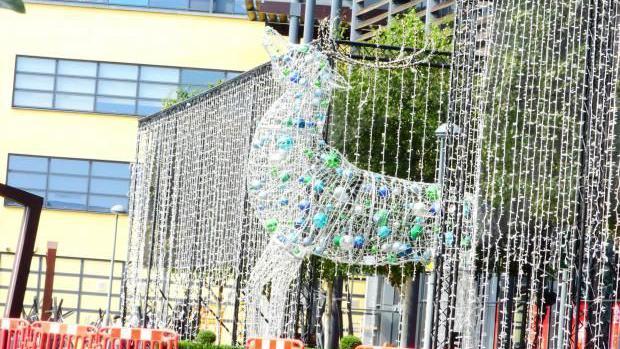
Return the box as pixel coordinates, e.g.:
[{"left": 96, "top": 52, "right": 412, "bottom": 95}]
[{"left": 0, "top": 1, "right": 267, "bottom": 323}]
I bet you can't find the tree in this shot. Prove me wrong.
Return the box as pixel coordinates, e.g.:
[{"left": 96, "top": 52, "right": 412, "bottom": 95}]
[{"left": 0, "top": 0, "right": 25, "bottom": 13}]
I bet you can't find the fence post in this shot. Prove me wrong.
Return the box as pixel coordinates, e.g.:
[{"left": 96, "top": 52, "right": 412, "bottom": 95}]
[{"left": 41, "top": 241, "right": 58, "bottom": 321}]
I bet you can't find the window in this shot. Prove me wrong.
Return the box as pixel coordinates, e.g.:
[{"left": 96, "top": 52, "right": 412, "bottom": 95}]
[
  {"left": 6, "top": 154, "right": 130, "bottom": 213},
  {"left": 42, "top": 0, "right": 246, "bottom": 14},
  {"left": 13, "top": 56, "right": 241, "bottom": 117}
]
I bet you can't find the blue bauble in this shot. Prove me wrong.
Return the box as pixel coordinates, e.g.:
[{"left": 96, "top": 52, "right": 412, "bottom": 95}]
[
  {"left": 302, "top": 236, "right": 314, "bottom": 246},
  {"left": 377, "top": 226, "right": 391, "bottom": 238},
  {"left": 295, "top": 118, "right": 306, "bottom": 128},
  {"left": 298, "top": 199, "right": 311, "bottom": 211},
  {"left": 313, "top": 212, "right": 329, "bottom": 229},
  {"left": 294, "top": 217, "right": 305, "bottom": 228},
  {"left": 445, "top": 231, "right": 454, "bottom": 246},
  {"left": 313, "top": 180, "right": 325, "bottom": 193},
  {"left": 277, "top": 136, "right": 294, "bottom": 150},
  {"left": 429, "top": 201, "right": 441, "bottom": 215},
  {"left": 378, "top": 186, "right": 390, "bottom": 198},
  {"left": 398, "top": 243, "right": 413, "bottom": 257},
  {"left": 290, "top": 72, "right": 300, "bottom": 83},
  {"left": 353, "top": 235, "right": 365, "bottom": 248},
  {"left": 298, "top": 176, "right": 306, "bottom": 184},
  {"left": 306, "top": 121, "right": 317, "bottom": 128},
  {"left": 279, "top": 198, "right": 289, "bottom": 206}
]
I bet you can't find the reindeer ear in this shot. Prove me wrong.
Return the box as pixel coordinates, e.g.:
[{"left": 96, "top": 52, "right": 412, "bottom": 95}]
[{"left": 263, "top": 26, "right": 289, "bottom": 59}]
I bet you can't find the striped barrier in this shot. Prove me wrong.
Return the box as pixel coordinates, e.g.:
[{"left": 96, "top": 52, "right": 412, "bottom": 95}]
[
  {"left": 246, "top": 338, "right": 304, "bottom": 349},
  {"left": 355, "top": 346, "right": 410, "bottom": 349},
  {"left": 29, "top": 321, "right": 98, "bottom": 349},
  {"left": 99, "top": 327, "right": 178, "bottom": 349},
  {"left": 0, "top": 319, "right": 29, "bottom": 349}
]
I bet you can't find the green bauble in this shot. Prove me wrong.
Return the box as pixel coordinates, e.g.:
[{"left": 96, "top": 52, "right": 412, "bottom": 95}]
[
  {"left": 280, "top": 171, "right": 291, "bottom": 182},
  {"left": 461, "top": 235, "right": 472, "bottom": 248},
  {"left": 426, "top": 185, "right": 440, "bottom": 201},
  {"left": 324, "top": 151, "right": 341, "bottom": 169},
  {"left": 410, "top": 225, "right": 424, "bottom": 239},
  {"left": 304, "top": 149, "right": 315, "bottom": 159},
  {"left": 282, "top": 67, "right": 291, "bottom": 77},
  {"left": 281, "top": 118, "right": 293, "bottom": 127},
  {"left": 265, "top": 219, "right": 278, "bottom": 233},
  {"left": 332, "top": 235, "right": 342, "bottom": 247},
  {"left": 371, "top": 245, "right": 379, "bottom": 254},
  {"left": 387, "top": 253, "right": 398, "bottom": 264}
]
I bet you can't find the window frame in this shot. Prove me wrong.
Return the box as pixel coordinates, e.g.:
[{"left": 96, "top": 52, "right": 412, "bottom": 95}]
[
  {"left": 39, "top": 0, "right": 247, "bottom": 15},
  {"left": 12, "top": 55, "right": 242, "bottom": 117},
  {"left": 5, "top": 153, "right": 131, "bottom": 214}
]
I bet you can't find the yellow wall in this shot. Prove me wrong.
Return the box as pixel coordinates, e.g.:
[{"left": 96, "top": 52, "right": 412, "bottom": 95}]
[{"left": 0, "top": 3, "right": 268, "bottom": 259}]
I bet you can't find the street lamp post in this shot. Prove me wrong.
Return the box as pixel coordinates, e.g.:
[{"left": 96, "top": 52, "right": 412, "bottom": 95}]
[{"left": 105, "top": 204, "right": 126, "bottom": 325}]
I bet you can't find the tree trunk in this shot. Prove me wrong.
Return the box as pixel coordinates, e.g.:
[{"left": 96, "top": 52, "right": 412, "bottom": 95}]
[
  {"left": 323, "top": 282, "right": 334, "bottom": 349},
  {"left": 399, "top": 275, "right": 419, "bottom": 348},
  {"left": 331, "top": 274, "right": 344, "bottom": 348}
]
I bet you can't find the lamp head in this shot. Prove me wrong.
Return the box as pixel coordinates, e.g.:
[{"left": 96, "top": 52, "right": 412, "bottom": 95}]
[{"left": 110, "top": 204, "right": 127, "bottom": 214}]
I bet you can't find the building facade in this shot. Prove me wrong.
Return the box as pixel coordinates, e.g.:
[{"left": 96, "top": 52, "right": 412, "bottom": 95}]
[{"left": 0, "top": 1, "right": 267, "bottom": 323}]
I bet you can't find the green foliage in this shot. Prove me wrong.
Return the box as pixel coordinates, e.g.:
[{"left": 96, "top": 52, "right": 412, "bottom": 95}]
[
  {"left": 0, "top": 0, "right": 25, "bottom": 13},
  {"left": 178, "top": 341, "right": 242, "bottom": 349},
  {"left": 196, "top": 330, "right": 217, "bottom": 345},
  {"left": 162, "top": 82, "right": 221, "bottom": 109},
  {"left": 330, "top": 11, "right": 451, "bottom": 182},
  {"left": 339, "top": 335, "right": 362, "bottom": 349}
]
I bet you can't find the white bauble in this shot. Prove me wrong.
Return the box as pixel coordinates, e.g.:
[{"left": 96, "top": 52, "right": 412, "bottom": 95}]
[
  {"left": 341, "top": 235, "right": 354, "bottom": 250},
  {"left": 333, "top": 186, "right": 349, "bottom": 204},
  {"left": 413, "top": 202, "right": 427, "bottom": 215}
]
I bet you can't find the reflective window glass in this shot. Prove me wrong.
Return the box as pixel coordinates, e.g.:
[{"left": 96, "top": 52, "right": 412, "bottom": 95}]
[
  {"left": 7, "top": 172, "right": 47, "bottom": 190},
  {"left": 13, "top": 56, "right": 242, "bottom": 116},
  {"left": 16, "top": 57, "right": 55, "bottom": 74},
  {"left": 137, "top": 99, "right": 162, "bottom": 116},
  {"left": 48, "top": 175, "right": 89, "bottom": 192},
  {"left": 149, "top": 0, "right": 189, "bottom": 9},
  {"left": 213, "top": 0, "right": 234, "bottom": 13},
  {"left": 55, "top": 94, "right": 95, "bottom": 111},
  {"left": 109, "top": 0, "right": 149, "bottom": 6},
  {"left": 89, "top": 195, "right": 128, "bottom": 212},
  {"left": 90, "top": 178, "right": 129, "bottom": 196},
  {"left": 14, "top": 91, "right": 53, "bottom": 108},
  {"left": 189, "top": 0, "right": 211, "bottom": 11},
  {"left": 96, "top": 97, "right": 136, "bottom": 114},
  {"left": 139, "top": 83, "right": 177, "bottom": 99},
  {"left": 58, "top": 60, "right": 97, "bottom": 77},
  {"left": 50, "top": 158, "right": 89, "bottom": 175},
  {"left": 98, "top": 80, "right": 137, "bottom": 97},
  {"left": 6, "top": 154, "right": 130, "bottom": 213},
  {"left": 8, "top": 155, "right": 48, "bottom": 172},
  {"left": 56, "top": 77, "right": 96, "bottom": 94},
  {"left": 99, "top": 63, "right": 139, "bottom": 80},
  {"left": 47, "top": 191, "right": 87, "bottom": 210},
  {"left": 15, "top": 73, "right": 55, "bottom": 91},
  {"left": 91, "top": 161, "right": 130, "bottom": 178},
  {"left": 140, "top": 66, "right": 179, "bottom": 83}
]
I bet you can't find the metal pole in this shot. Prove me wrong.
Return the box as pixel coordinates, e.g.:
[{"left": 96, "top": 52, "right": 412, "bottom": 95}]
[
  {"left": 303, "top": 0, "right": 316, "bottom": 43},
  {"left": 329, "top": 0, "right": 342, "bottom": 39},
  {"left": 556, "top": 270, "right": 568, "bottom": 349},
  {"left": 423, "top": 124, "right": 456, "bottom": 349},
  {"left": 105, "top": 214, "right": 119, "bottom": 325},
  {"left": 41, "top": 241, "right": 57, "bottom": 321},
  {"left": 289, "top": 0, "right": 301, "bottom": 43}
]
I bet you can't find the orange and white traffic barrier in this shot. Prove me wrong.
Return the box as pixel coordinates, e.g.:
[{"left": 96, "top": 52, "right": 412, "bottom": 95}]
[
  {"left": 0, "top": 318, "right": 29, "bottom": 349},
  {"left": 99, "top": 327, "right": 178, "bottom": 349},
  {"left": 246, "top": 337, "right": 304, "bottom": 349},
  {"left": 29, "top": 321, "right": 98, "bottom": 349}
]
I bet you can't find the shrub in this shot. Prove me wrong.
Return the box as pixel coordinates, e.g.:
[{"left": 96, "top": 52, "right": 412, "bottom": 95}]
[
  {"left": 340, "top": 335, "right": 362, "bottom": 349},
  {"left": 179, "top": 341, "right": 193, "bottom": 349},
  {"left": 196, "top": 330, "right": 217, "bottom": 345}
]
